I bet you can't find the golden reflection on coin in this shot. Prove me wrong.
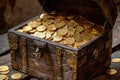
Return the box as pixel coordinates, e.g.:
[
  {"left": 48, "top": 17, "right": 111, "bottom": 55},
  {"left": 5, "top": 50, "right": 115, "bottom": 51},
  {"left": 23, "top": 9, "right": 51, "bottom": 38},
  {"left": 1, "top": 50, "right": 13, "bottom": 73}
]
[
  {"left": 53, "top": 36, "right": 63, "bottom": 42},
  {"left": 29, "top": 29, "right": 36, "bottom": 34},
  {"left": 11, "top": 73, "right": 22, "bottom": 80},
  {"left": 37, "top": 25, "right": 46, "bottom": 31},
  {"left": 40, "top": 13, "right": 48, "bottom": 19},
  {"left": 112, "top": 58, "right": 120, "bottom": 63},
  {"left": 0, "top": 66, "right": 9, "bottom": 72},
  {"left": 106, "top": 69, "right": 117, "bottom": 75},
  {"left": 0, "top": 75, "right": 8, "bottom": 80},
  {"left": 67, "top": 20, "right": 77, "bottom": 28},
  {"left": 47, "top": 24, "right": 56, "bottom": 31},
  {"left": 23, "top": 26, "right": 32, "bottom": 32},
  {"left": 64, "top": 37, "right": 75, "bottom": 45},
  {"left": 34, "top": 31, "right": 46, "bottom": 39},
  {"left": 46, "top": 30, "right": 54, "bottom": 39}
]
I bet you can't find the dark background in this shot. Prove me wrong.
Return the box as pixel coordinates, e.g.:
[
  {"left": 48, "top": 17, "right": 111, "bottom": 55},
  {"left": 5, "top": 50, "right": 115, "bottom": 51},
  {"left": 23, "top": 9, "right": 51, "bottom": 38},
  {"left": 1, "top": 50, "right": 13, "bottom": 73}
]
[{"left": 0, "top": 0, "right": 120, "bottom": 34}]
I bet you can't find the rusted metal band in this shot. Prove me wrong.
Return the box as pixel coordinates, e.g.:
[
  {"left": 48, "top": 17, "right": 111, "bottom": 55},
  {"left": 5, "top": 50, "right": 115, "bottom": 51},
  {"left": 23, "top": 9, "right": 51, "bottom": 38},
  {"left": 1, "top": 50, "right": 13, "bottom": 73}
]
[
  {"left": 8, "top": 33, "right": 18, "bottom": 69},
  {"left": 65, "top": 50, "right": 78, "bottom": 80},
  {"left": 56, "top": 47, "right": 63, "bottom": 79},
  {"left": 21, "top": 37, "right": 28, "bottom": 73}
]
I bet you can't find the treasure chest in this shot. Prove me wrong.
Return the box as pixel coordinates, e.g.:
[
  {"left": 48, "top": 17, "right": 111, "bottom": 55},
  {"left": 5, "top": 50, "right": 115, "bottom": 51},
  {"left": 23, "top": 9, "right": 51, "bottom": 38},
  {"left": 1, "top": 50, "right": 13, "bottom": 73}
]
[{"left": 8, "top": 0, "right": 117, "bottom": 80}]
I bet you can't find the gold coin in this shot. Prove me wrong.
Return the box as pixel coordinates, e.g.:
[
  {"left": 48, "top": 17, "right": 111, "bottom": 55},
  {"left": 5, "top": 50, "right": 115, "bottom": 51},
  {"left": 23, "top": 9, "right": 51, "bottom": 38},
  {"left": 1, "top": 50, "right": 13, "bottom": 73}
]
[
  {"left": 73, "top": 42, "right": 82, "bottom": 48},
  {"left": 83, "top": 21, "right": 94, "bottom": 29},
  {"left": 29, "top": 29, "right": 36, "bottom": 34},
  {"left": 49, "top": 11, "right": 56, "bottom": 15},
  {"left": 112, "top": 58, "right": 120, "bottom": 63},
  {"left": 23, "top": 26, "right": 32, "bottom": 32},
  {"left": 53, "top": 35, "right": 63, "bottom": 42},
  {"left": 36, "top": 25, "right": 46, "bottom": 31},
  {"left": 106, "top": 69, "right": 117, "bottom": 75},
  {"left": 73, "top": 33, "right": 83, "bottom": 42},
  {"left": 11, "top": 73, "right": 22, "bottom": 80},
  {"left": 55, "top": 21, "right": 66, "bottom": 28},
  {"left": 64, "top": 37, "right": 75, "bottom": 45},
  {"left": 57, "top": 16, "right": 65, "bottom": 20},
  {"left": 46, "top": 20, "right": 54, "bottom": 25},
  {"left": 0, "top": 70, "right": 9, "bottom": 75},
  {"left": 0, "top": 75, "right": 8, "bottom": 80},
  {"left": 66, "top": 15, "right": 75, "bottom": 20},
  {"left": 60, "top": 40, "right": 67, "bottom": 45},
  {"left": 66, "top": 27, "right": 75, "bottom": 37},
  {"left": 47, "top": 24, "right": 56, "bottom": 31},
  {"left": 17, "top": 29, "right": 23, "bottom": 33},
  {"left": 0, "top": 66, "right": 9, "bottom": 72},
  {"left": 82, "top": 32, "right": 94, "bottom": 41},
  {"left": 67, "top": 20, "right": 77, "bottom": 28},
  {"left": 46, "top": 30, "right": 54, "bottom": 39},
  {"left": 75, "top": 26, "right": 84, "bottom": 33},
  {"left": 33, "top": 31, "right": 46, "bottom": 39},
  {"left": 27, "top": 21, "right": 41, "bottom": 28},
  {"left": 57, "top": 28, "right": 68, "bottom": 36},
  {"left": 40, "top": 13, "right": 48, "bottom": 19},
  {"left": 91, "top": 28, "right": 99, "bottom": 36}
]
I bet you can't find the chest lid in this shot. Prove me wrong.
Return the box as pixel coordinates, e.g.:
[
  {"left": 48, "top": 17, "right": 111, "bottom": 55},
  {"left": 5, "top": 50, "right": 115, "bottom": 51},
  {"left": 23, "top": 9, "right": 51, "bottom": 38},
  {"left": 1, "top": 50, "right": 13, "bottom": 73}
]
[{"left": 38, "top": 0, "right": 117, "bottom": 28}]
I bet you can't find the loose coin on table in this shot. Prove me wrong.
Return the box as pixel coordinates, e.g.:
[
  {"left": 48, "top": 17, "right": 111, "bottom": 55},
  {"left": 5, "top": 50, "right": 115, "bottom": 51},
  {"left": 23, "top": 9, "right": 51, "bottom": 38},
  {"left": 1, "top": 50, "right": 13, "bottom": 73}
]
[
  {"left": 11, "top": 73, "right": 22, "bottom": 80},
  {"left": 112, "top": 58, "right": 120, "bottom": 63},
  {"left": 106, "top": 68, "right": 117, "bottom": 75}
]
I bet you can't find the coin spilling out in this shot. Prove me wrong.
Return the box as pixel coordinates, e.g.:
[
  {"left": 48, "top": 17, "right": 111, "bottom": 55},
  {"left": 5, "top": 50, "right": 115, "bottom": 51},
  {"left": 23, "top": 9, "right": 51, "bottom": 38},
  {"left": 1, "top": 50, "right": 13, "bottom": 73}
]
[
  {"left": 112, "top": 58, "right": 120, "bottom": 63},
  {"left": 11, "top": 73, "right": 22, "bottom": 80},
  {"left": 106, "top": 68, "right": 117, "bottom": 75},
  {"left": 16, "top": 11, "right": 104, "bottom": 49},
  {"left": 0, "top": 75, "right": 8, "bottom": 80}
]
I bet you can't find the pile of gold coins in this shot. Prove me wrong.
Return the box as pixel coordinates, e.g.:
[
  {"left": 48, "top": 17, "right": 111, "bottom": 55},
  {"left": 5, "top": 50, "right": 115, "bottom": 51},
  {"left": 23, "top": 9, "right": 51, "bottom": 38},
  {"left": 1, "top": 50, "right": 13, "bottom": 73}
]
[
  {"left": 0, "top": 65, "right": 22, "bottom": 80},
  {"left": 17, "top": 11, "right": 104, "bottom": 48}
]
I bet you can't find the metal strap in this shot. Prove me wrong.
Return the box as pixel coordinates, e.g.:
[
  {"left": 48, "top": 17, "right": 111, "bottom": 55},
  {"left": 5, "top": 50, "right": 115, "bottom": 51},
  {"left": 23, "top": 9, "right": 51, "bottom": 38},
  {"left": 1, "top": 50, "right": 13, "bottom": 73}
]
[
  {"left": 56, "top": 47, "right": 63, "bottom": 80},
  {"left": 21, "top": 37, "right": 28, "bottom": 73}
]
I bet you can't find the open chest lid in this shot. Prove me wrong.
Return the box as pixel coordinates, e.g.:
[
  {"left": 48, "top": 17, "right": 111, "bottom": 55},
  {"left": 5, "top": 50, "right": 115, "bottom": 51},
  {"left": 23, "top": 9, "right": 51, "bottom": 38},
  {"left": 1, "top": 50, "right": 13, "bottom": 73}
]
[{"left": 38, "top": 0, "right": 117, "bottom": 28}]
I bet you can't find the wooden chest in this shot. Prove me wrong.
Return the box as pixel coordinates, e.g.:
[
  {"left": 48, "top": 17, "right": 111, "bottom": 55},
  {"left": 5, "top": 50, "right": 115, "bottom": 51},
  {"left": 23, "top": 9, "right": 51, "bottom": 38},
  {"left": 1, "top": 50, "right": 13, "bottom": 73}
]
[{"left": 8, "top": 0, "right": 117, "bottom": 80}]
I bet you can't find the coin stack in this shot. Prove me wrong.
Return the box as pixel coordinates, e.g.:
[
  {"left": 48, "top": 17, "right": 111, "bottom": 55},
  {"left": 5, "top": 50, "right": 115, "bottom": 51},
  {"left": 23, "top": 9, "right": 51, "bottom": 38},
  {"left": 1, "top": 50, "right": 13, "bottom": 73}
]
[
  {"left": 0, "top": 66, "right": 9, "bottom": 75},
  {"left": 17, "top": 11, "right": 104, "bottom": 49},
  {"left": 0, "top": 65, "right": 9, "bottom": 80}
]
